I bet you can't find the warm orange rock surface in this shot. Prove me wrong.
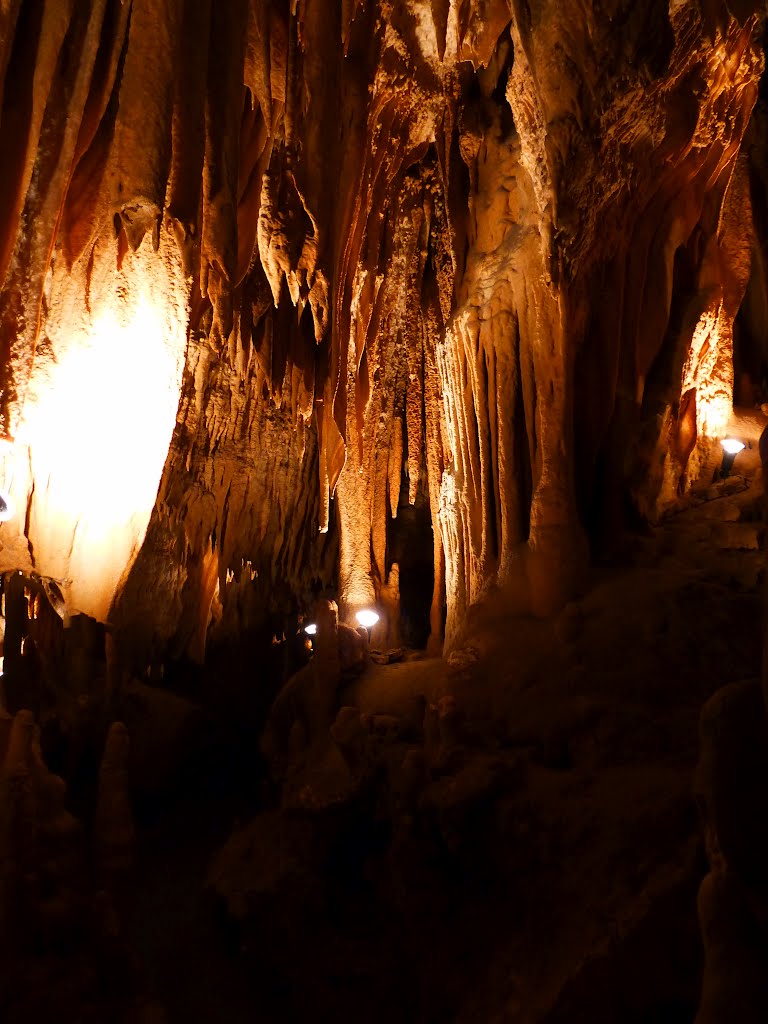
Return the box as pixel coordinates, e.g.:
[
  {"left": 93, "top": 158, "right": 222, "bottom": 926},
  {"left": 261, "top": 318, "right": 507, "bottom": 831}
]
[{"left": 0, "top": 1, "right": 766, "bottom": 660}]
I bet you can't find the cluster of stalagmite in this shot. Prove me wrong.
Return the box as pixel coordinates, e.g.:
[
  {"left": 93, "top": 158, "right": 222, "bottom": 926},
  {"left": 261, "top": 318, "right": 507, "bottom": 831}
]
[
  {"left": 0, "top": 706, "right": 134, "bottom": 947},
  {"left": 0, "top": 0, "right": 767, "bottom": 660}
]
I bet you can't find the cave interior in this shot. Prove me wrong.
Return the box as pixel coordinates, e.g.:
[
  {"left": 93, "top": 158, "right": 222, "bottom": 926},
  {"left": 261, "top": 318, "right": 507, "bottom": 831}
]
[{"left": 2, "top": 1, "right": 768, "bottom": 1021}]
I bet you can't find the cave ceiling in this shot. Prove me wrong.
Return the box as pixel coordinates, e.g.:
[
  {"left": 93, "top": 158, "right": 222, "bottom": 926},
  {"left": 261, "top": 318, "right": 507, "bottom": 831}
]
[{"left": 0, "top": 0, "right": 766, "bottom": 661}]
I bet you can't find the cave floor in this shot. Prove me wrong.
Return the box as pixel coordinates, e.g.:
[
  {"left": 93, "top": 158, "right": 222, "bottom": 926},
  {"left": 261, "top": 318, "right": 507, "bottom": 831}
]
[{"left": 117, "top": 478, "right": 765, "bottom": 1023}]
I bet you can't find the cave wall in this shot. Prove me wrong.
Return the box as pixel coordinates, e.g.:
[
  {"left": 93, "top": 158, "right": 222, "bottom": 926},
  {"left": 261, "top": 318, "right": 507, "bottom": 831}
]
[{"left": 0, "top": 0, "right": 766, "bottom": 660}]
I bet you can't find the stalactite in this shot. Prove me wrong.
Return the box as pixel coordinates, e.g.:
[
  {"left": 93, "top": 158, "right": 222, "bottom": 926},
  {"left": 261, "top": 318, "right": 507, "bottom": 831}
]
[
  {"left": 0, "top": 0, "right": 109, "bottom": 440},
  {"left": 61, "top": 0, "right": 133, "bottom": 269},
  {"left": 422, "top": 278, "right": 449, "bottom": 650},
  {"left": 243, "top": 1, "right": 272, "bottom": 132},
  {"left": 112, "top": 324, "right": 335, "bottom": 668},
  {"left": 201, "top": 0, "right": 249, "bottom": 347},
  {"left": 405, "top": 211, "right": 428, "bottom": 505},
  {"left": 167, "top": 0, "right": 212, "bottom": 271},
  {"left": 0, "top": 0, "right": 75, "bottom": 290},
  {"left": 388, "top": 416, "right": 404, "bottom": 520},
  {"left": 109, "top": 0, "right": 183, "bottom": 251},
  {"left": 0, "top": 0, "right": 764, "bottom": 659}
]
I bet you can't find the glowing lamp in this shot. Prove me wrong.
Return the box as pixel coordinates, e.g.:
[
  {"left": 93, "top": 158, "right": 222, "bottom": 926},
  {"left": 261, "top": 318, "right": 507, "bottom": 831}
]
[
  {"left": 355, "top": 609, "right": 380, "bottom": 629},
  {"left": 304, "top": 623, "right": 317, "bottom": 636},
  {"left": 0, "top": 488, "right": 14, "bottom": 523},
  {"left": 720, "top": 438, "right": 745, "bottom": 455},
  {"left": 719, "top": 437, "right": 746, "bottom": 481}
]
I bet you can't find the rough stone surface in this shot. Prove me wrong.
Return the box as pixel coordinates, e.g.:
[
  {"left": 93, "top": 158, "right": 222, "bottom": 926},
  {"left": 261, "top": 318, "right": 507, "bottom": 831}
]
[{"left": 0, "top": 1, "right": 764, "bottom": 659}]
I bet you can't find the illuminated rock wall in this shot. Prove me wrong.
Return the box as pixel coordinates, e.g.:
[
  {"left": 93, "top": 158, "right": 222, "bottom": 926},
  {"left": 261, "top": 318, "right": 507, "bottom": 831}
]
[
  {"left": 0, "top": 1, "right": 766, "bottom": 653},
  {"left": 11, "top": 231, "right": 187, "bottom": 621},
  {"left": 439, "top": 2, "right": 765, "bottom": 640}
]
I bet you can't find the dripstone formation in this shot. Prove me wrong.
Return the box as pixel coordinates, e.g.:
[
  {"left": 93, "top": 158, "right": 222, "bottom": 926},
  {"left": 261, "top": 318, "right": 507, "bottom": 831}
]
[{"left": 2, "top": 2, "right": 768, "bottom": 1022}]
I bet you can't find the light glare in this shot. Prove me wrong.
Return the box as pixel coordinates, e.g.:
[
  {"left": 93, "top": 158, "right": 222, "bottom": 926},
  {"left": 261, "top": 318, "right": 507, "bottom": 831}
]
[
  {"left": 18, "top": 258, "right": 186, "bottom": 619},
  {"left": 720, "top": 438, "right": 745, "bottom": 455},
  {"left": 356, "top": 608, "right": 380, "bottom": 629},
  {"left": 304, "top": 623, "right": 317, "bottom": 635}
]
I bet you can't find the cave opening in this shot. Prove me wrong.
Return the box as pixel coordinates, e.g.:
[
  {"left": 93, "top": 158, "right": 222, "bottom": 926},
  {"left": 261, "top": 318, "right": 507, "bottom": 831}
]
[{"left": 386, "top": 471, "right": 435, "bottom": 649}]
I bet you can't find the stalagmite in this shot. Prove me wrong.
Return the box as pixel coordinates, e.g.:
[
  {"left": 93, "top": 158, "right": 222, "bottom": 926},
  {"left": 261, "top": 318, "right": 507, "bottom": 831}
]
[
  {"left": 93, "top": 722, "right": 135, "bottom": 881},
  {"left": 3, "top": 2, "right": 768, "bottom": 1021}
]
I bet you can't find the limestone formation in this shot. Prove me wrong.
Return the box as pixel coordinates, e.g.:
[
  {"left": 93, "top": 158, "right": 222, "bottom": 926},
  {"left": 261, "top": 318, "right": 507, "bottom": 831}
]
[
  {"left": 0, "top": 0, "right": 761, "bottom": 661},
  {"left": 3, "top": 4, "right": 768, "bottom": 1017},
  {"left": 93, "top": 721, "right": 135, "bottom": 882},
  {"left": 0, "top": 706, "right": 87, "bottom": 947},
  {"left": 261, "top": 598, "right": 347, "bottom": 772}
]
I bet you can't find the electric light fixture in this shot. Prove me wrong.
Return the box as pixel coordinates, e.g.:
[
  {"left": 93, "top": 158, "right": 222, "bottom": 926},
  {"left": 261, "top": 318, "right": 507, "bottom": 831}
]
[
  {"left": 355, "top": 609, "right": 380, "bottom": 629},
  {"left": 304, "top": 623, "right": 317, "bottom": 635},
  {"left": 720, "top": 438, "right": 745, "bottom": 455}
]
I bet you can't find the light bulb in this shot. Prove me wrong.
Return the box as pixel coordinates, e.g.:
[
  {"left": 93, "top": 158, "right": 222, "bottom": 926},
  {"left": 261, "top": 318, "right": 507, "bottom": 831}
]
[
  {"left": 355, "top": 609, "right": 379, "bottom": 629},
  {"left": 304, "top": 623, "right": 317, "bottom": 636},
  {"left": 720, "top": 438, "right": 745, "bottom": 455}
]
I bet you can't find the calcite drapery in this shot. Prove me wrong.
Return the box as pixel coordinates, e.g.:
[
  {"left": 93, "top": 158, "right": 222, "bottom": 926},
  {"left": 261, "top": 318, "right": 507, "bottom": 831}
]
[{"left": 438, "top": 1, "right": 765, "bottom": 638}]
